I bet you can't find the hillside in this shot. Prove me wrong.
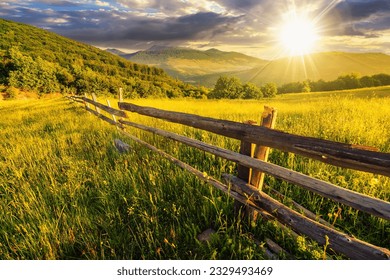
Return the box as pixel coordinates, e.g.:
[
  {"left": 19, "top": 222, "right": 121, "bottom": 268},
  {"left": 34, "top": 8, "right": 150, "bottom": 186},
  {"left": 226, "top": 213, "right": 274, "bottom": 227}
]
[
  {"left": 231, "top": 52, "right": 390, "bottom": 86},
  {"left": 113, "top": 46, "right": 268, "bottom": 82},
  {"left": 114, "top": 45, "right": 390, "bottom": 87},
  {"left": 0, "top": 19, "right": 204, "bottom": 98}
]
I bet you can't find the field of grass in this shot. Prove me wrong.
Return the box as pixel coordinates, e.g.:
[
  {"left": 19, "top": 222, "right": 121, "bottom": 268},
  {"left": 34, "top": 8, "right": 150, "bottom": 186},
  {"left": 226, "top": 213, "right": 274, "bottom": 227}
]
[{"left": 0, "top": 86, "right": 389, "bottom": 260}]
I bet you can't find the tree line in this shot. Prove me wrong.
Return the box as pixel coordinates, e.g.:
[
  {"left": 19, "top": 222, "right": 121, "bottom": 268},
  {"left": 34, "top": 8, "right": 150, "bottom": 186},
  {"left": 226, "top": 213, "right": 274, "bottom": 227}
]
[{"left": 278, "top": 73, "right": 390, "bottom": 94}]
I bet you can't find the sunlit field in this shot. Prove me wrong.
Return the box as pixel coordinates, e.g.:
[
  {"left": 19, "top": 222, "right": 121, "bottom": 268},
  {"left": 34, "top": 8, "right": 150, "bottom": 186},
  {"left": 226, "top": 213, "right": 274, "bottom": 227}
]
[{"left": 0, "top": 86, "right": 389, "bottom": 260}]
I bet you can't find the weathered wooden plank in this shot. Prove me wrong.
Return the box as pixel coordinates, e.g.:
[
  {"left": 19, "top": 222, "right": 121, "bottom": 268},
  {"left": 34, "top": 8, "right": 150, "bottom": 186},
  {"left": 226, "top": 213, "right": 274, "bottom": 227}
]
[
  {"left": 248, "top": 107, "right": 277, "bottom": 222},
  {"left": 251, "top": 106, "right": 277, "bottom": 189},
  {"left": 85, "top": 107, "right": 119, "bottom": 126},
  {"left": 106, "top": 99, "right": 117, "bottom": 123},
  {"left": 265, "top": 238, "right": 290, "bottom": 258},
  {"left": 119, "top": 126, "right": 388, "bottom": 259},
  {"left": 91, "top": 93, "right": 101, "bottom": 114},
  {"left": 120, "top": 129, "right": 299, "bottom": 240},
  {"left": 236, "top": 121, "right": 255, "bottom": 217},
  {"left": 224, "top": 174, "right": 390, "bottom": 260},
  {"left": 66, "top": 96, "right": 84, "bottom": 104},
  {"left": 120, "top": 126, "right": 390, "bottom": 259},
  {"left": 118, "top": 102, "right": 390, "bottom": 177},
  {"left": 119, "top": 119, "right": 390, "bottom": 221},
  {"left": 263, "top": 184, "right": 333, "bottom": 228},
  {"left": 237, "top": 133, "right": 253, "bottom": 182},
  {"left": 83, "top": 97, "right": 127, "bottom": 118}
]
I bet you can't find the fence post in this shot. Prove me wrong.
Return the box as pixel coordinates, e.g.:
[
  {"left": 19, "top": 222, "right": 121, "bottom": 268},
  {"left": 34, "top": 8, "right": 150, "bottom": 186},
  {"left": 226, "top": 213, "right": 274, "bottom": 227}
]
[
  {"left": 235, "top": 120, "right": 257, "bottom": 218},
  {"left": 248, "top": 106, "right": 277, "bottom": 221},
  {"left": 119, "top": 87, "right": 123, "bottom": 102},
  {"left": 251, "top": 106, "right": 277, "bottom": 188},
  {"left": 235, "top": 107, "right": 277, "bottom": 222},
  {"left": 84, "top": 93, "right": 90, "bottom": 109},
  {"left": 106, "top": 99, "right": 116, "bottom": 124},
  {"left": 91, "top": 92, "right": 101, "bottom": 114}
]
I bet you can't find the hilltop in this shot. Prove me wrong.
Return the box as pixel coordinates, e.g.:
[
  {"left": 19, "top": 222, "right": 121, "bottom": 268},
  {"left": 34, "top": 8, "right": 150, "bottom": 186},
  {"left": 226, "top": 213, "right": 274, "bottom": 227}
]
[
  {"left": 113, "top": 46, "right": 390, "bottom": 87},
  {"left": 0, "top": 19, "right": 205, "bottom": 98},
  {"left": 108, "top": 46, "right": 268, "bottom": 83}
]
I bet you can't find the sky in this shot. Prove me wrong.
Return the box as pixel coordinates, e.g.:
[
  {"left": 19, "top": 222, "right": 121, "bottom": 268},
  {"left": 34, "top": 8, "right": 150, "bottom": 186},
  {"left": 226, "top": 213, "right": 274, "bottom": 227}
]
[{"left": 0, "top": 0, "right": 389, "bottom": 59}]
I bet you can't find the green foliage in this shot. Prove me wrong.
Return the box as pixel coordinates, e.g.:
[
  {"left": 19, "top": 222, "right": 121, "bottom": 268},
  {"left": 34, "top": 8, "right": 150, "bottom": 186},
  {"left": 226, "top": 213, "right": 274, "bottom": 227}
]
[
  {"left": 209, "top": 77, "right": 265, "bottom": 99},
  {"left": 4, "top": 86, "right": 18, "bottom": 99},
  {"left": 242, "top": 82, "right": 263, "bottom": 99},
  {"left": 209, "top": 76, "right": 243, "bottom": 99},
  {"left": 6, "top": 48, "right": 61, "bottom": 94},
  {"left": 0, "top": 18, "right": 204, "bottom": 98},
  {"left": 261, "top": 83, "right": 278, "bottom": 97},
  {"left": 279, "top": 73, "right": 390, "bottom": 93}
]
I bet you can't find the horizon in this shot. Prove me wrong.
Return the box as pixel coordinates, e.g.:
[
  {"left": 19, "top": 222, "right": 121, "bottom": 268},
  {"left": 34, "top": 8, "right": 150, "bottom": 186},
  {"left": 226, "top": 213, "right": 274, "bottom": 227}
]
[
  {"left": 100, "top": 43, "right": 390, "bottom": 61},
  {"left": 0, "top": 1, "right": 389, "bottom": 60}
]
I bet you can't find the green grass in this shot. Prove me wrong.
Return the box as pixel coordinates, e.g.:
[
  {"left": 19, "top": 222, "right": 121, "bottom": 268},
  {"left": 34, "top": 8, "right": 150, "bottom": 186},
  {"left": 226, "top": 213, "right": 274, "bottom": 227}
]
[{"left": 0, "top": 87, "right": 389, "bottom": 260}]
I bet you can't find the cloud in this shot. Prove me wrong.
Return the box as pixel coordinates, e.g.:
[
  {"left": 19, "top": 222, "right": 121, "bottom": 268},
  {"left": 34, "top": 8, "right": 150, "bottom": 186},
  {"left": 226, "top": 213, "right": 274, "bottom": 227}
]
[
  {"left": 1, "top": 0, "right": 390, "bottom": 57},
  {"left": 59, "top": 11, "right": 239, "bottom": 43},
  {"left": 215, "top": 0, "right": 264, "bottom": 10},
  {"left": 38, "top": 0, "right": 81, "bottom": 6},
  {"left": 320, "top": 0, "right": 390, "bottom": 38},
  {"left": 335, "top": 0, "right": 390, "bottom": 20}
]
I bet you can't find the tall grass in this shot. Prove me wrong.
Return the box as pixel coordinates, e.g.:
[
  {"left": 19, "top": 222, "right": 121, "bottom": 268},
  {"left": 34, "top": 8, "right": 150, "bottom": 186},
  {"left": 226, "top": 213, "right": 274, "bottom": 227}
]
[{"left": 0, "top": 87, "right": 389, "bottom": 259}]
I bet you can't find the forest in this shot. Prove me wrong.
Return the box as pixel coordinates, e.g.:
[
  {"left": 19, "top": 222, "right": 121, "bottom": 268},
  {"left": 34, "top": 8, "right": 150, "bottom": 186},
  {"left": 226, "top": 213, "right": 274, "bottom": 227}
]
[{"left": 0, "top": 19, "right": 207, "bottom": 99}]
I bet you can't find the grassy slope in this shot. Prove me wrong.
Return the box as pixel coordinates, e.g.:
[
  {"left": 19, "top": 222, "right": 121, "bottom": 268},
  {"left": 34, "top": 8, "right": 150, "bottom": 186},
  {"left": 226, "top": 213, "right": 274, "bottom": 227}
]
[{"left": 0, "top": 87, "right": 389, "bottom": 259}]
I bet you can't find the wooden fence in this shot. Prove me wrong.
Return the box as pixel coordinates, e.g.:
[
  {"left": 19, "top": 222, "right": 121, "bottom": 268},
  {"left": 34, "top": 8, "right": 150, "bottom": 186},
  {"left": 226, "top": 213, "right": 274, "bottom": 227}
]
[{"left": 66, "top": 94, "right": 390, "bottom": 260}]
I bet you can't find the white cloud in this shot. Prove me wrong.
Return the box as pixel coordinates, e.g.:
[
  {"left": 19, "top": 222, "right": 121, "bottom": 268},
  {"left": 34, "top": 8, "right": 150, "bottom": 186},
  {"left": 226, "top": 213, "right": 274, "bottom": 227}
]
[{"left": 95, "top": 0, "right": 110, "bottom": 7}]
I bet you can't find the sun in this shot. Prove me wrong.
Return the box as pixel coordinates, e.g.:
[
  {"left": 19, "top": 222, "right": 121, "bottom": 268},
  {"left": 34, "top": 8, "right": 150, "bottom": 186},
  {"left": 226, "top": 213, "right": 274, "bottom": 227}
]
[{"left": 279, "top": 16, "right": 319, "bottom": 56}]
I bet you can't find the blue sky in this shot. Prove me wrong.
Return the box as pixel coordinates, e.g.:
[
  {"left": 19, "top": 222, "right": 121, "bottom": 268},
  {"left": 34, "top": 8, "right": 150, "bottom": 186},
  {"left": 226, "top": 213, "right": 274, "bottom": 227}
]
[{"left": 1, "top": 0, "right": 389, "bottom": 59}]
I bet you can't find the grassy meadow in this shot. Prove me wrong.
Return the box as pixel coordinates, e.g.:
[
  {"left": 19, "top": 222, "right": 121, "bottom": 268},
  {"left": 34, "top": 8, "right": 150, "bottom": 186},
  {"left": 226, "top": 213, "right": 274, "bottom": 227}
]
[{"left": 0, "top": 86, "right": 389, "bottom": 259}]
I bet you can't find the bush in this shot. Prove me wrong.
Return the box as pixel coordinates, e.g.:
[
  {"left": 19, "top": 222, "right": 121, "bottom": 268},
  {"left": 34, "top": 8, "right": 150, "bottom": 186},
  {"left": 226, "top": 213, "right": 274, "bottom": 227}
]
[{"left": 4, "top": 86, "right": 18, "bottom": 99}]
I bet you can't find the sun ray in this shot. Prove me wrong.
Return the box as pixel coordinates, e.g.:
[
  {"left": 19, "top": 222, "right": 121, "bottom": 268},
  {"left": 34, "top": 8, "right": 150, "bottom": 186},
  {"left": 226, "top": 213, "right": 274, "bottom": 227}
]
[{"left": 279, "top": 10, "right": 319, "bottom": 56}]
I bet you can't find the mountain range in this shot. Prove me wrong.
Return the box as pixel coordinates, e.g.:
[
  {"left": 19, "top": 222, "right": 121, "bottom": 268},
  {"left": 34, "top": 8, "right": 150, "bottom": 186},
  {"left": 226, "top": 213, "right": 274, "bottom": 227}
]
[{"left": 108, "top": 46, "right": 390, "bottom": 87}]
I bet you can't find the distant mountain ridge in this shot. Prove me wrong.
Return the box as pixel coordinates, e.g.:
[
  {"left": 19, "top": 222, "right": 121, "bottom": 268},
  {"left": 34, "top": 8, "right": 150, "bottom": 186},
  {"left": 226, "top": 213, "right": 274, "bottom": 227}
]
[
  {"left": 108, "top": 46, "right": 390, "bottom": 87},
  {"left": 107, "top": 46, "right": 269, "bottom": 82}
]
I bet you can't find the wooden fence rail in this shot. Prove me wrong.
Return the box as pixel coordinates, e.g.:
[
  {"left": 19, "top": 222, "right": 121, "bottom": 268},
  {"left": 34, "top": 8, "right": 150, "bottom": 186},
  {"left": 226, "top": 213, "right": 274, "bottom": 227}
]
[
  {"left": 119, "top": 118, "right": 390, "bottom": 221},
  {"left": 118, "top": 102, "right": 390, "bottom": 177},
  {"left": 66, "top": 94, "right": 390, "bottom": 260}
]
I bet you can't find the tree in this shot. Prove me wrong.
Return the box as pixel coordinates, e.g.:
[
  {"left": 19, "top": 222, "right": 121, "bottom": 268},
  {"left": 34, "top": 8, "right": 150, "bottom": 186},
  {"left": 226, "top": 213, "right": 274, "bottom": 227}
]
[
  {"left": 209, "top": 76, "right": 243, "bottom": 99},
  {"left": 337, "top": 73, "right": 361, "bottom": 89},
  {"left": 302, "top": 80, "right": 311, "bottom": 93},
  {"left": 242, "top": 82, "right": 263, "bottom": 99},
  {"left": 372, "top": 74, "right": 390, "bottom": 86},
  {"left": 261, "top": 82, "right": 278, "bottom": 97}
]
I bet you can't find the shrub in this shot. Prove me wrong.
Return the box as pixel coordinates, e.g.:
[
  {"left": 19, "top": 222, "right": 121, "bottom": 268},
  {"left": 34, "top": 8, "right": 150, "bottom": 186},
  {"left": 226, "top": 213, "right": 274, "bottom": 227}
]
[{"left": 4, "top": 86, "right": 18, "bottom": 99}]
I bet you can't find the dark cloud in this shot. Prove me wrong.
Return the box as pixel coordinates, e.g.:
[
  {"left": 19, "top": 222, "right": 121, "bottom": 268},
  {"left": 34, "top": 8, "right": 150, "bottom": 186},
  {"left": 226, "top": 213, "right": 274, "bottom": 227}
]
[
  {"left": 322, "top": 0, "right": 390, "bottom": 38},
  {"left": 58, "top": 11, "right": 239, "bottom": 44},
  {"left": 215, "top": 0, "right": 264, "bottom": 10},
  {"left": 335, "top": 0, "right": 390, "bottom": 20},
  {"left": 35, "top": 0, "right": 81, "bottom": 7}
]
